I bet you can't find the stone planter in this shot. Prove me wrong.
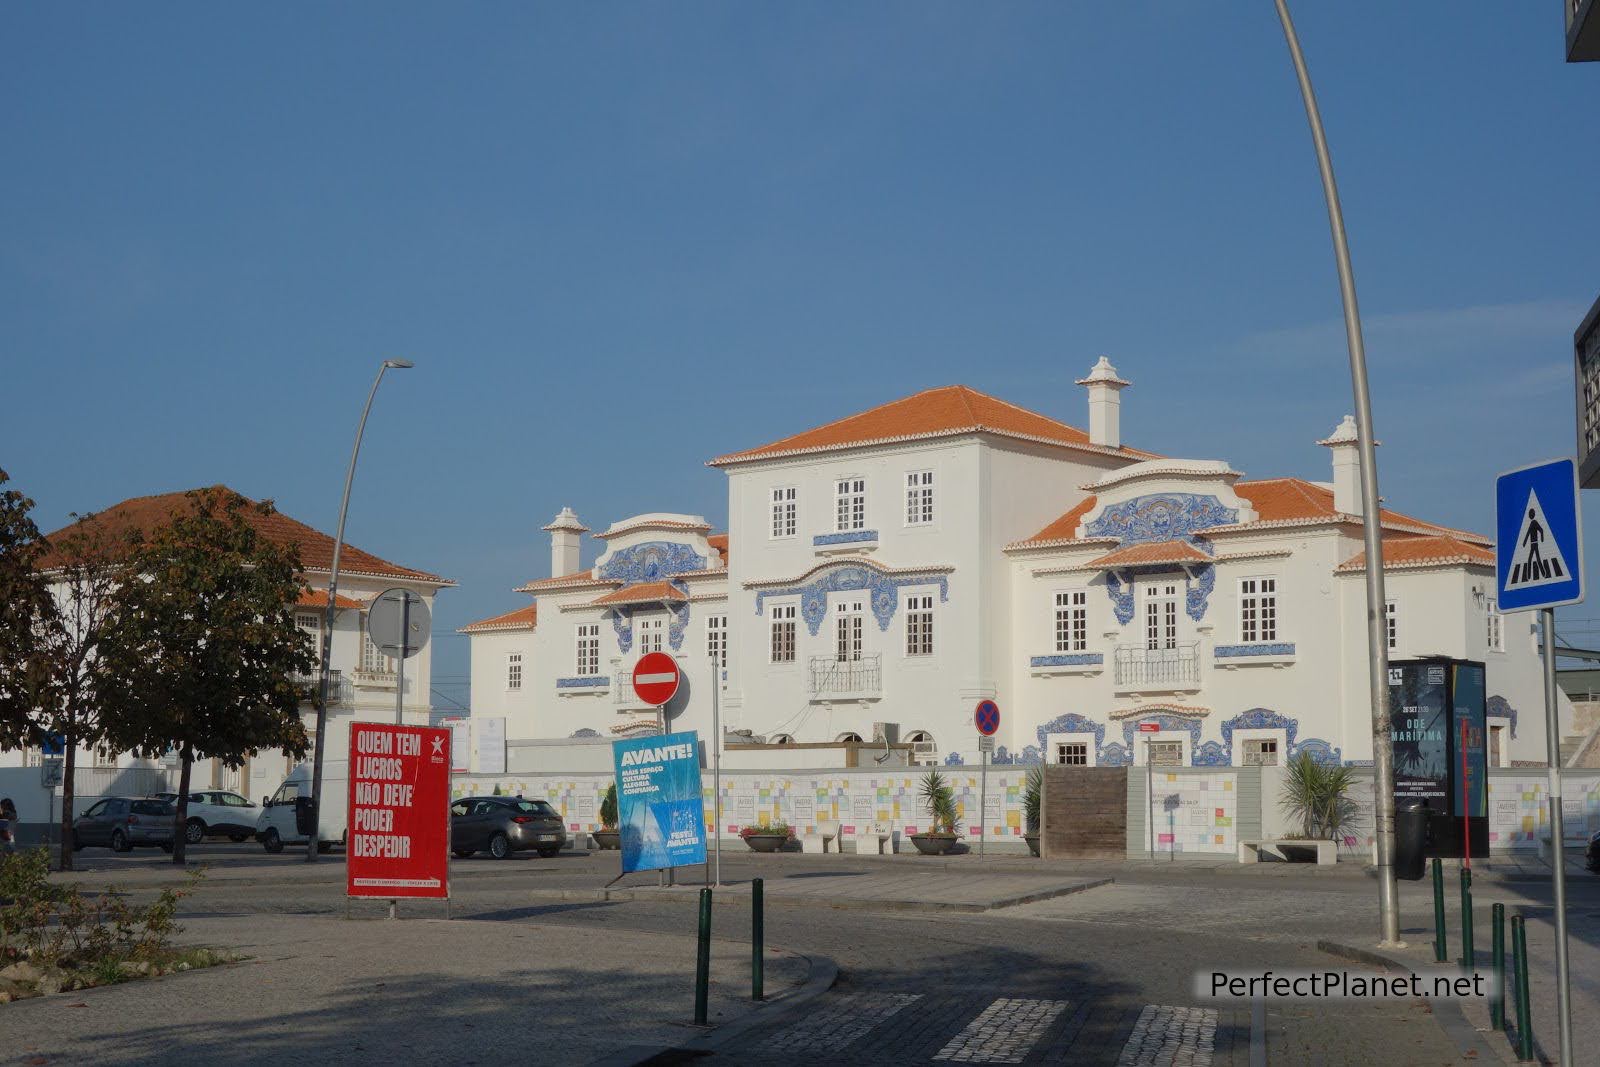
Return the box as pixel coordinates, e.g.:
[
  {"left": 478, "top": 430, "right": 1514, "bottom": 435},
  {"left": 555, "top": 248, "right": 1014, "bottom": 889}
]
[
  {"left": 1025, "top": 834, "right": 1040, "bottom": 857},
  {"left": 742, "top": 834, "right": 790, "bottom": 853},
  {"left": 909, "top": 832, "right": 960, "bottom": 856},
  {"left": 592, "top": 829, "right": 621, "bottom": 851}
]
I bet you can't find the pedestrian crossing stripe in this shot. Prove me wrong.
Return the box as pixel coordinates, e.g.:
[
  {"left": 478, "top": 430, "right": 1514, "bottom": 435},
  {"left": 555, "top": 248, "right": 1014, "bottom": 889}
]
[{"left": 1504, "top": 489, "right": 1571, "bottom": 591}]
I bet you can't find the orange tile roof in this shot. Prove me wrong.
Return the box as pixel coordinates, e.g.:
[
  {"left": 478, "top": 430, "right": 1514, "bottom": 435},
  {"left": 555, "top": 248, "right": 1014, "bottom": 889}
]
[
  {"left": 38, "top": 486, "right": 451, "bottom": 584},
  {"left": 459, "top": 603, "right": 539, "bottom": 633},
  {"left": 516, "top": 569, "right": 610, "bottom": 593},
  {"left": 707, "top": 533, "right": 729, "bottom": 567},
  {"left": 296, "top": 589, "right": 362, "bottom": 611},
  {"left": 1230, "top": 479, "right": 1488, "bottom": 543},
  {"left": 591, "top": 581, "right": 689, "bottom": 607},
  {"left": 709, "top": 385, "right": 1157, "bottom": 466},
  {"left": 1017, "top": 497, "right": 1100, "bottom": 546},
  {"left": 1086, "top": 540, "right": 1212, "bottom": 569},
  {"left": 1337, "top": 535, "right": 1495, "bottom": 573}
]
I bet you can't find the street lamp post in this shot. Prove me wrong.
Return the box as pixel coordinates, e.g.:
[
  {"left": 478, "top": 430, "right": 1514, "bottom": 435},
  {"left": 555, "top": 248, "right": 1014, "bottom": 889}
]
[
  {"left": 1272, "top": 0, "right": 1399, "bottom": 945},
  {"left": 304, "top": 358, "right": 414, "bottom": 863}
]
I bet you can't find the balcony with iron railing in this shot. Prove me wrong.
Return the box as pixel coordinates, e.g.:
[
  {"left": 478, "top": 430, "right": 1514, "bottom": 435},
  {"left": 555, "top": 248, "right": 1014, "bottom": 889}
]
[
  {"left": 1113, "top": 644, "right": 1200, "bottom": 694},
  {"left": 808, "top": 653, "right": 882, "bottom": 701},
  {"left": 293, "top": 669, "right": 349, "bottom": 706}
]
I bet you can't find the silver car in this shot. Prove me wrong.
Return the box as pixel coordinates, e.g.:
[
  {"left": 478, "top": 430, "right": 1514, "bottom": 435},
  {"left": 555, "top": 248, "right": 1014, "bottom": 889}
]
[{"left": 73, "top": 797, "right": 176, "bottom": 853}]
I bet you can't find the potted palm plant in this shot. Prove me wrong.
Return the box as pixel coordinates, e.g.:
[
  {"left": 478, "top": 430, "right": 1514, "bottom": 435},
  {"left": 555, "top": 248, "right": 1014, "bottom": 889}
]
[
  {"left": 738, "top": 822, "right": 795, "bottom": 853},
  {"left": 1023, "top": 766, "right": 1042, "bottom": 857},
  {"left": 910, "top": 770, "right": 962, "bottom": 855},
  {"left": 592, "top": 783, "right": 620, "bottom": 851}
]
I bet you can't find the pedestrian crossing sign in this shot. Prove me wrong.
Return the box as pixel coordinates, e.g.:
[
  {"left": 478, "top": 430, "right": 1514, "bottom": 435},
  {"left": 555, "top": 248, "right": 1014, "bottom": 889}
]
[{"left": 1496, "top": 458, "right": 1584, "bottom": 612}]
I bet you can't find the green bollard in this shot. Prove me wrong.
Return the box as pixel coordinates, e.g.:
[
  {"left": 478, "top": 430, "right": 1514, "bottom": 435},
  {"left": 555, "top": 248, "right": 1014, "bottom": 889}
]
[
  {"left": 1459, "top": 867, "right": 1474, "bottom": 971},
  {"left": 752, "top": 877, "right": 765, "bottom": 1001},
  {"left": 1432, "top": 857, "right": 1448, "bottom": 962},
  {"left": 694, "top": 887, "right": 713, "bottom": 1025},
  {"left": 1511, "top": 913, "right": 1534, "bottom": 1062},
  {"left": 1490, "top": 902, "right": 1505, "bottom": 1031}
]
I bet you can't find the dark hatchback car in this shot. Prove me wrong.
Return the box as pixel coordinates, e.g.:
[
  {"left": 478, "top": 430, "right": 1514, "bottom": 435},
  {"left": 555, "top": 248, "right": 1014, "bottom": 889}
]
[
  {"left": 450, "top": 797, "right": 567, "bottom": 859},
  {"left": 74, "top": 797, "right": 176, "bottom": 853}
]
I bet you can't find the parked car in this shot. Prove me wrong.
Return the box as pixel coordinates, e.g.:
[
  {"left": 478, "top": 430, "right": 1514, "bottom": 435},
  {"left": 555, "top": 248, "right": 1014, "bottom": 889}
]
[
  {"left": 1587, "top": 830, "right": 1600, "bottom": 873},
  {"left": 147, "top": 790, "right": 259, "bottom": 844},
  {"left": 73, "top": 797, "right": 175, "bottom": 853},
  {"left": 450, "top": 797, "right": 566, "bottom": 859}
]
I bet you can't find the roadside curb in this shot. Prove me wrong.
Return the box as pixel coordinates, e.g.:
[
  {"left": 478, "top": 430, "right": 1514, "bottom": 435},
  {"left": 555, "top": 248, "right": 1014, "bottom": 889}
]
[
  {"left": 586, "top": 949, "right": 840, "bottom": 1067},
  {"left": 1316, "top": 940, "right": 1515, "bottom": 1064},
  {"left": 531, "top": 876, "right": 1111, "bottom": 915}
]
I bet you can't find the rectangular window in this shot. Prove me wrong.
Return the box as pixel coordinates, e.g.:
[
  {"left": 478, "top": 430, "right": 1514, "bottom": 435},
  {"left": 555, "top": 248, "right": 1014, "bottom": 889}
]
[
  {"left": 904, "top": 470, "right": 934, "bottom": 526},
  {"left": 770, "top": 604, "right": 797, "bottom": 663},
  {"left": 1239, "top": 577, "right": 1278, "bottom": 643},
  {"left": 1055, "top": 590, "right": 1088, "bottom": 652},
  {"left": 706, "top": 614, "right": 727, "bottom": 669},
  {"left": 295, "top": 613, "right": 321, "bottom": 635},
  {"left": 1386, "top": 600, "right": 1398, "bottom": 651},
  {"left": 638, "top": 616, "right": 664, "bottom": 655},
  {"left": 506, "top": 653, "right": 522, "bottom": 691},
  {"left": 905, "top": 594, "right": 934, "bottom": 656},
  {"left": 1486, "top": 598, "right": 1503, "bottom": 652},
  {"left": 94, "top": 746, "right": 118, "bottom": 768},
  {"left": 1243, "top": 738, "right": 1279, "bottom": 766},
  {"left": 1147, "top": 740, "right": 1183, "bottom": 767},
  {"left": 836, "top": 599, "right": 864, "bottom": 661},
  {"left": 770, "top": 486, "right": 797, "bottom": 539},
  {"left": 835, "top": 477, "right": 866, "bottom": 532},
  {"left": 1055, "top": 742, "right": 1088, "bottom": 766},
  {"left": 576, "top": 623, "right": 600, "bottom": 676},
  {"left": 1145, "top": 583, "right": 1178, "bottom": 651},
  {"left": 361, "top": 627, "right": 392, "bottom": 674}
]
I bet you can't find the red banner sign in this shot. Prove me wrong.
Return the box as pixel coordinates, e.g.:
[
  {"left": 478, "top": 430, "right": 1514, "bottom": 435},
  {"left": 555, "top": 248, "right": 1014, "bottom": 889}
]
[{"left": 347, "top": 723, "right": 451, "bottom": 899}]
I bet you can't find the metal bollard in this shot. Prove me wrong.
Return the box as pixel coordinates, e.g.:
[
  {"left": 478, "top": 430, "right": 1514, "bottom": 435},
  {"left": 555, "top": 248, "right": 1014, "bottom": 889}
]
[
  {"left": 1432, "top": 857, "right": 1448, "bottom": 962},
  {"left": 1459, "top": 867, "right": 1474, "bottom": 971},
  {"left": 1490, "top": 902, "right": 1505, "bottom": 1031},
  {"left": 694, "top": 887, "right": 713, "bottom": 1025},
  {"left": 1511, "top": 913, "right": 1534, "bottom": 1062},
  {"left": 752, "top": 877, "right": 765, "bottom": 1001}
]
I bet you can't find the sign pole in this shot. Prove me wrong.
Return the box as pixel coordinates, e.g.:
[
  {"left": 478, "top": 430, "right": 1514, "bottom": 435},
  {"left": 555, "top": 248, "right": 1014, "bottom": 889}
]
[
  {"left": 395, "top": 594, "right": 409, "bottom": 727},
  {"left": 979, "top": 742, "right": 988, "bottom": 858},
  {"left": 712, "top": 654, "right": 722, "bottom": 888},
  {"left": 1146, "top": 738, "right": 1154, "bottom": 861},
  {"left": 1460, "top": 718, "right": 1471, "bottom": 872},
  {"left": 1542, "top": 607, "right": 1574, "bottom": 1065}
]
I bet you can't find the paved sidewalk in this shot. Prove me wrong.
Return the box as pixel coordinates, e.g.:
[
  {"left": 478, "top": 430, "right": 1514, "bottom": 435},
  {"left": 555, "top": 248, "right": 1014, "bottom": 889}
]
[{"left": 0, "top": 912, "right": 814, "bottom": 1066}]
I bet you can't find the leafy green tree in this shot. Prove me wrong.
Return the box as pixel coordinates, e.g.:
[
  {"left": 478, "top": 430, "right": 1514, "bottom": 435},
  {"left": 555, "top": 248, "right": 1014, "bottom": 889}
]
[
  {"left": 96, "top": 490, "right": 314, "bottom": 864},
  {"left": 0, "top": 470, "right": 57, "bottom": 751},
  {"left": 28, "top": 513, "right": 136, "bottom": 870}
]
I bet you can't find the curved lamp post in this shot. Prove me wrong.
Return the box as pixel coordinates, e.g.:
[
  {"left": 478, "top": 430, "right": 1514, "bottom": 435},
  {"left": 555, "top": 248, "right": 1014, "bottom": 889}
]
[
  {"left": 305, "top": 358, "right": 414, "bottom": 863},
  {"left": 1272, "top": 0, "right": 1398, "bottom": 945}
]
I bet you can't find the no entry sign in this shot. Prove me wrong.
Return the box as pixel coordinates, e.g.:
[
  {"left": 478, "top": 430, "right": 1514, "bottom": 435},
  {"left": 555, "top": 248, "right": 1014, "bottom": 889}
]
[
  {"left": 974, "top": 700, "right": 1001, "bottom": 736},
  {"left": 347, "top": 723, "right": 451, "bottom": 900},
  {"left": 632, "top": 651, "right": 681, "bottom": 706}
]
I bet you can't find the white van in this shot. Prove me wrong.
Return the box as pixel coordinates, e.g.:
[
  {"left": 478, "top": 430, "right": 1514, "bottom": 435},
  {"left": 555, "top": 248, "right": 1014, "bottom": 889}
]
[{"left": 255, "top": 761, "right": 347, "bottom": 854}]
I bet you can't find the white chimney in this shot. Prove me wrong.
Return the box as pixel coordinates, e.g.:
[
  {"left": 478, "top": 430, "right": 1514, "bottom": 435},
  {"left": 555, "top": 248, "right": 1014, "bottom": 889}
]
[
  {"left": 542, "top": 507, "right": 588, "bottom": 577},
  {"left": 1076, "top": 356, "right": 1131, "bottom": 449},
  {"left": 1317, "top": 415, "right": 1368, "bottom": 515}
]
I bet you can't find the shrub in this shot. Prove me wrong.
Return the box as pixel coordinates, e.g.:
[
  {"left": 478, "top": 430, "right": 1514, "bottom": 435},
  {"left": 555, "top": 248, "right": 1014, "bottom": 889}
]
[
  {"left": 1023, "top": 766, "right": 1043, "bottom": 835},
  {"left": 918, "top": 770, "right": 960, "bottom": 835},
  {"left": 738, "top": 823, "right": 795, "bottom": 841},
  {"left": 599, "top": 783, "right": 618, "bottom": 830},
  {"left": 1280, "top": 752, "right": 1358, "bottom": 841}
]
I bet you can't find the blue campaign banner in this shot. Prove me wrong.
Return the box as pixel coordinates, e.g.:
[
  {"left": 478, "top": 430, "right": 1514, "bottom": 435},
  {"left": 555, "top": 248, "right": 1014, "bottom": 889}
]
[{"left": 613, "top": 730, "right": 707, "bottom": 874}]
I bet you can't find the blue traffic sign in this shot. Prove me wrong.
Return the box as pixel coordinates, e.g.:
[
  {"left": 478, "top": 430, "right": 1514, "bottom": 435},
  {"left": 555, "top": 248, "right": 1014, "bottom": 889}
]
[
  {"left": 1496, "top": 458, "right": 1584, "bottom": 612},
  {"left": 974, "top": 700, "right": 1001, "bottom": 737},
  {"left": 41, "top": 732, "right": 65, "bottom": 756}
]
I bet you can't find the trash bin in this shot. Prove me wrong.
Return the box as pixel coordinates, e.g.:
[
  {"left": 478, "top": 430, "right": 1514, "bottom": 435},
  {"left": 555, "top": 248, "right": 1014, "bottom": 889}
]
[
  {"left": 1394, "top": 799, "right": 1428, "bottom": 880},
  {"left": 294, "top": 795, "right": 316, "bottom": 838}
]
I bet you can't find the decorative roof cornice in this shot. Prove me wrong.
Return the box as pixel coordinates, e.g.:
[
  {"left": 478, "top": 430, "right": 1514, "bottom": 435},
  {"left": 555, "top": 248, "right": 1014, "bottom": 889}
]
[
  {"left": 741, "top": 556, "right": 956, "bottom": 590},
  {"left": 1109, "top": 703, "right": 1210, "bottom": 720},
  {"left": 710, "top": 427, "right": 1156, "bottom": 468}
]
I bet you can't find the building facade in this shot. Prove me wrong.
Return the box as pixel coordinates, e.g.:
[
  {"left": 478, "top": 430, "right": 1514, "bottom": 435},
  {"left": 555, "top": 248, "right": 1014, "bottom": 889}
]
[{"left": 464, "top": 362, "right": 1563, "bottom": 776}]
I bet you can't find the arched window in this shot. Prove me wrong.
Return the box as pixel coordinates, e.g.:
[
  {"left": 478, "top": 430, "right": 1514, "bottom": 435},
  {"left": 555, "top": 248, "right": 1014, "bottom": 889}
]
[
  {"left": 769, "top": 733, "right": 796, "bottom": 745},
  {"left": 906, "top": 730, "right": 937, "bottom": 766},
  {"left": 836, "top": 731, "right": 863, "bottom": 743}
]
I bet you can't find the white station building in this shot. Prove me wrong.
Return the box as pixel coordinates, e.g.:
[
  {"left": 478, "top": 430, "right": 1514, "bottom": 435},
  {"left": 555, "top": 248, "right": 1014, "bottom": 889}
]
[{"left": 464, "top": 361, "right": 1565, "bottom": 775}]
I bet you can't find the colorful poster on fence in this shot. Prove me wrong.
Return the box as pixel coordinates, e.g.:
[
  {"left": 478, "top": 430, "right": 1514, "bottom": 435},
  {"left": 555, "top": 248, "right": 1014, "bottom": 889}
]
[
  {"left": 613, "top": 730, "right": 707, "bottom": 874},
  {"left": 347, "top": 723, "right": 451, "bottom": 899}
]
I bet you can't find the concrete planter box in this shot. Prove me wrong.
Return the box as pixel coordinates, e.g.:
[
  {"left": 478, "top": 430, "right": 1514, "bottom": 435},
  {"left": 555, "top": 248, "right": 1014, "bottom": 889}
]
[
  {"left": 1025, "top": 834, "right": 1040, "bottom": 857},
  {"left": 592, "top": 830, "right": 620, "bottom": 851},
  {"left": 1238, "top": 838, "right": 1336, "bottom": 865},
  {"left": 742, "top": 834, "right": 790, "bottom": 853},
  {"left": 909, "top": 833, "right": 960, "bottom": 856}
]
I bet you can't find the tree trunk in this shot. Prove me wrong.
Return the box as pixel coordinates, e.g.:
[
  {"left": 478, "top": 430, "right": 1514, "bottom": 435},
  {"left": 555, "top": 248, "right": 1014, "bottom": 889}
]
[
  {"left": 58, "top": 727, "right": 76, "bottom": 872},
  {"left": 172, "top": 746, "right": 193, "bottom": 865}
]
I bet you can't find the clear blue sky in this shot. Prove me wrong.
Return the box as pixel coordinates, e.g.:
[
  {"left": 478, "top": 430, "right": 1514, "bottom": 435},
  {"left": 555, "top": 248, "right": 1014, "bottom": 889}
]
[{"left": 4, "top": 4, "right": 1599, "bottom": 710}]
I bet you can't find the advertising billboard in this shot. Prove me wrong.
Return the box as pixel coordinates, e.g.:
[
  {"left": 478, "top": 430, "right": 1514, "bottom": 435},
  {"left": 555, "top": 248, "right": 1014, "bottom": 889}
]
[
  {"left": 1388, "top": 658, "right": 1488, "bottom": 859},
  {"left": 347, "top": 723, "right": 451, "bottom": 900},
  {"left": 612, "top": 730, "right": 707, "bottom": 874},
  {"left": 1390, "top": 662, "right": 1448, "bottom": 805}
]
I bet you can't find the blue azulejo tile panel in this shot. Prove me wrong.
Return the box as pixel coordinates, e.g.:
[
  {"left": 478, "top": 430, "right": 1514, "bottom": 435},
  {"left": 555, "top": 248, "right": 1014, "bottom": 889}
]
[
  {"left": 597, "top": 541, "right": 707, "bottom": 585},
  {"left": 1028, "top": 653, "right": 1105, "bottom": 668},
  {"left": 555, "top": 676, "right": 609, "bottom": 689},
  {"left": 1213, "top": 642, "right": 1296, "bottom": 658},
  {"left": 812, "top": 529, "right": 878, "bottom": 546}
]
